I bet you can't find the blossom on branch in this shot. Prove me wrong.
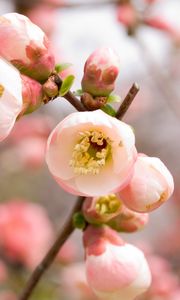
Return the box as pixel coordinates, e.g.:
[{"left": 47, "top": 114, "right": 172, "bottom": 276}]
[
  {"left": 46, "top": 110, "right": 137, "bottom": 197},
  {"left": 81, "top": 47, "right": 120, "bottom": 97}
]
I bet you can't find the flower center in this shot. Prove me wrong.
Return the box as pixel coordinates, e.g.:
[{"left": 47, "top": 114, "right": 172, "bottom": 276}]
[
  {"left": 69, "top": 130, "right": 112, "bottom": 175},
  {"left": 95, "top": 194, "right": 121, "bottom": 215},
  {"left": 0, "top": 84, "right": 4, "bottom": 97}
]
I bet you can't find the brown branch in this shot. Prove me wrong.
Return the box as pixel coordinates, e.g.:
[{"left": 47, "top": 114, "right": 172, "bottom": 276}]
[
  {"left": 53, "top": 75, "right": 86, "bottom": 111},
  {"left": 19, "top": 196, "right": 85, "bottom": 300},
  {"left": 116, "top": 83, "right": 140, "bottom": 119},
  {"left": 14, "top": 0, "right": 128, "bottom": 11}
]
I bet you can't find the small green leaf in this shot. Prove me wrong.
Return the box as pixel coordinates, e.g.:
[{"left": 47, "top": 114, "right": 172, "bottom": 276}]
[
  {"left": 101, "top": 104, "right": 116, "bottom": 117},
  {"left": 73, "top": 89, "right": 83, "bottom": 96},
  {"left": 73, "top": 212, "right": 86, "bottom": 230},
  {"left": 55, "top": 62, "right": 73, "bottom": 73},
  {"left": 59, "top": 75, "right": 75, "bottom": 96},
  {"left": 107, "top": 94, "right": 122, "bottom": 103}
]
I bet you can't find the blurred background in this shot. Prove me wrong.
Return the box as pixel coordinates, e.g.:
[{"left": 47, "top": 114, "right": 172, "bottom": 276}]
[{"left": 0, "top": 0, "right": 180, "bottom": 299}]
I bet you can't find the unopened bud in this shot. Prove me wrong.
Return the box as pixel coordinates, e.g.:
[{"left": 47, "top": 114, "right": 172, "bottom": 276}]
[
  {"left": 82, "top": 194, "right": 122, "bottom": 225},
  {"left": 81, "top": 47, "right": 119, "bottom": 97}
]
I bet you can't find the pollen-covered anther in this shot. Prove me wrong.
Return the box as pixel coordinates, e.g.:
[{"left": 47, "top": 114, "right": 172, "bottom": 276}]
[
  {"left": 95, "top": 194, "right": 121, "bottom": 215},
  {"left": 69, "top": 130, "right": 112, "bottom": 175},
  {"left": 0, "top": 84, "right": 4, "bottom": 97}
]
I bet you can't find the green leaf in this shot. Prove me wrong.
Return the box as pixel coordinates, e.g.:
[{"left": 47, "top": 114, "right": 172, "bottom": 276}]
[
  {"left": 59, "top": 75, "right": 75, "bottom": 96},
  {"left": 73, "top": 212, "right": 86, "bottom": 230},
  {"left": 101, "top": 104, "right": 116, "bottom": 117},
  {"left": 55, "top": 62, "right": 73, "bottom": 73},
  {"left": 107, "top": 94, "right": 122, "bottom": 103},
  {"left": 73, "top": 89, "right": 83, "bottom": 96}
]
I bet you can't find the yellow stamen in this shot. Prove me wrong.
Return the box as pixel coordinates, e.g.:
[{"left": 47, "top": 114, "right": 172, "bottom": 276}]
[
  {"left": 95, "top": 194, "right": 121, "bottom": 215},
  {"left": 0, "top": 84, "right": 4, "bottom": 97},
  {"left": 69, "top": 130, "right": 112, "bottom": 175}
]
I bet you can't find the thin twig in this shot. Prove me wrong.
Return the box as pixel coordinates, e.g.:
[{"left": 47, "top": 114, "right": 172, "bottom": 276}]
[
  {"left": 19, "top": 196, "right": 85, "bottom": 300},
  {"left": 53, "top": 75, "right": 86, "bottom": 111},
  {"left": 116, "top": 83, "right": 140, "bottom": 119}
]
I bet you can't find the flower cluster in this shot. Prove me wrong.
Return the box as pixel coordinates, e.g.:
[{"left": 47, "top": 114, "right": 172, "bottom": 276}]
[
  {"left": 45, "top": 47, "right": 174, "bottom": 299},
  {"left": 0, "top": 12, "right": 175, "bottom": 300}
]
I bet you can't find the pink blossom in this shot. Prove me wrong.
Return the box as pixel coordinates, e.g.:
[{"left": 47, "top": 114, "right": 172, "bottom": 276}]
[
  {"left": 107, "top": 200, "right": 149, "bottom": 232},
  {"left": 0, "top": 13, "right": 55, "bottom": 82},
  {"left": 81, "top": 48, "right": 120, "bottom": 96},
  {"left": 61, "top": 263, "right": 97, "bottom": 300},
  {"left": 0, "top": 200, "right": 54, "bottom": 269},
  {"left": 46, "top": 110, "right": 137, "bottom": 197},
  {"left": 118, "top": 154, "right": 174, "bottom": 212},
  {"left": 83, "top": 225, "right": 151, "bottom": 300},
  {"left": 0, "top": 57, "right": 23, "bottom": 142}
]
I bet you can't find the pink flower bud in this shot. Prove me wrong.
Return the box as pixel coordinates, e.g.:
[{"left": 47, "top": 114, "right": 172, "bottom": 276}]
[
  {"left": 108, "top": 201, "right": 149, "bottom": 232},
  {"left": 0, "top": 13, "right": 55, "bottom": 82},
  {"left": 46, "top": 110, "right": 137, "bottom": 197},
  {"left": 81, "top": 48, "right": 120, "bottom": 97},
  {"left": 118, "top": 154, "right": 174, "bottom": 212},
  {"left": 0, "top": 57, "right": 23, "bottom": 142},
  {"left": 82, "top": 195, "right": 123, "bottom": 225},
  {"left": 21, "top": 75, "right": 43, "bottom": 115},
  {"left": 83, "top": 226, "right": 151, "bottom": 300}
]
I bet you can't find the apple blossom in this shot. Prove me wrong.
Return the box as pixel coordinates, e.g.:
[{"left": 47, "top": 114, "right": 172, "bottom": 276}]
[
  {"left": 0, "top": 13, "right": 55, "bottom": 82},
  {"left": 0, "top": 200, "right": 54, "bottom": 269},
  {"left": 0, "top": 57, "right": 22, "bottom": 142},
  {"left": 107, "top": 199, "right": 149, "bottom": 232},
  {"left": 83, "top": 225, "right": 151, "bottom": 300},
  {"left": 118, "top": 154, "right": 174, "bottom": 212},
  {"left": 81, "top": 47, "right": 120, "bottom": 97},
  {"left": 46, "top": 110, "right": 137, "bottom": 196},
  {"left": 82, "top": 194, "right": 123, "bottom": 225}
]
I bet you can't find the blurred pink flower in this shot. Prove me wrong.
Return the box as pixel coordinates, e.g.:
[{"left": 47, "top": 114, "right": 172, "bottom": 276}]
[
  {"left": 61, "top": 262, "right": 97, "bottom": 300},
  {"left": 117, "top": 4, "right": 137, "bottom": 27},
  {"left": 46, "top": 110, "right": 137, "bottom": 196},
  {"left": 57, "top": 240, "right": 77, "bottom": 264},
  {"left": 83, "top": 225, "right": 151, "bottom": 300},
  {"left": 81, "top": 48, "right": 120, "bottom": 97},
  {"left": 0, "top": 13, "right": 55, "bottom": 82},
  {"left": 0, "top": 291, "right": 17, "bottom": 300},
  {"left": 7, "top": 115, "right": 54, "bottom": 169},
  {"left": 0, "top": 200, "right": 54, "bottom": 269},
  {"left": 0, "top": 58, "right": 23, "bottom": 142},
  {"left": 118, "top": 154, "right": 174, "bottom": 212}
]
